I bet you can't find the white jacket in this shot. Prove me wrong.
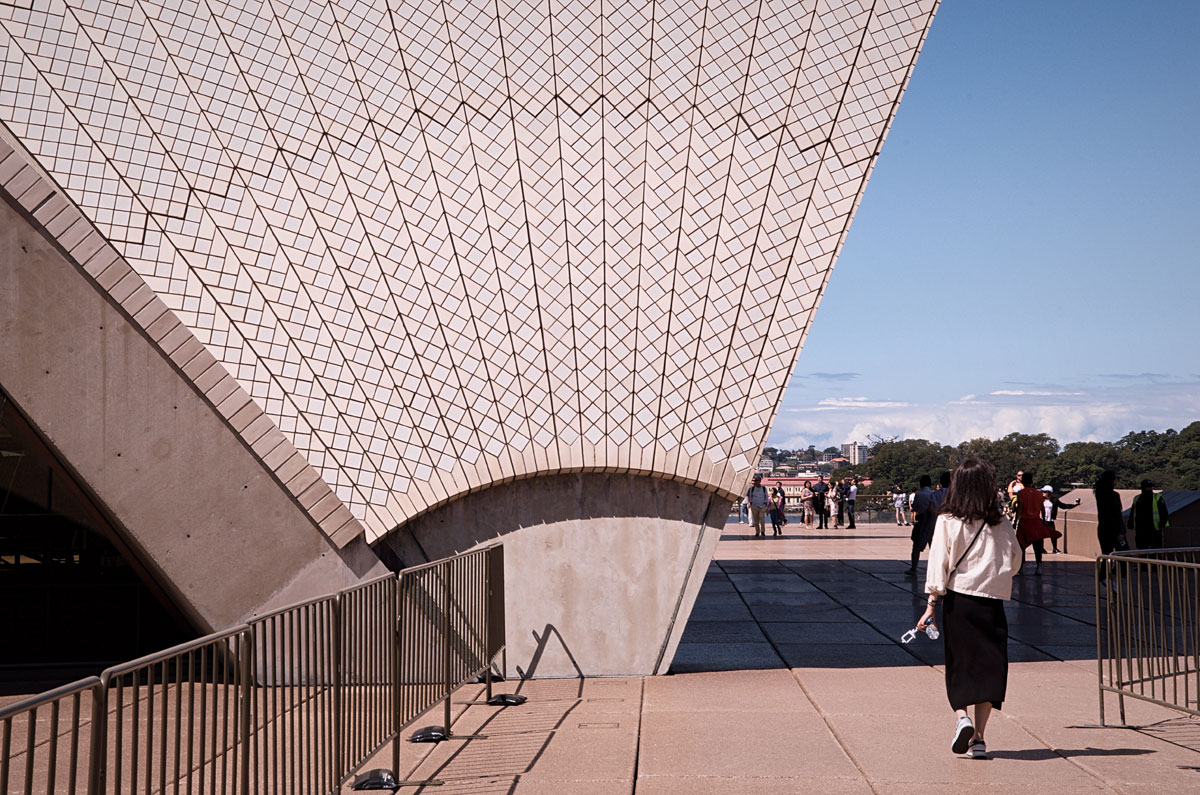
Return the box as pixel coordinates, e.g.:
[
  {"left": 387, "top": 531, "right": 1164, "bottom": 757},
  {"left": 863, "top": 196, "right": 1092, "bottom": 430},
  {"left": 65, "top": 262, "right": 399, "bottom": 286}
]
[{"left": 925, "top": 514, "right": 1021, "bottom": 601}]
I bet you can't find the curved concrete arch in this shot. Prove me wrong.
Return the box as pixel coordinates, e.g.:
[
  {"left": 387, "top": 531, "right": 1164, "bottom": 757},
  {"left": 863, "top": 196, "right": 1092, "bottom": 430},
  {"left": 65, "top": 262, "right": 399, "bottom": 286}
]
[
  {"left": 379, "top": 459, "right": 741, "bottom": 530},
  {"left": 376, "top": 471, "right": 731, "bottom": 677}
]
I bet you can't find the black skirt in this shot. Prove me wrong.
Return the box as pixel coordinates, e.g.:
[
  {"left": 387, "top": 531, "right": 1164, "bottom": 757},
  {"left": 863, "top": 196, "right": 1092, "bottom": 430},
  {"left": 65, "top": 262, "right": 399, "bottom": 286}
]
[{"left": 942, "top": 590, "right": 1008, "bottom": 711}]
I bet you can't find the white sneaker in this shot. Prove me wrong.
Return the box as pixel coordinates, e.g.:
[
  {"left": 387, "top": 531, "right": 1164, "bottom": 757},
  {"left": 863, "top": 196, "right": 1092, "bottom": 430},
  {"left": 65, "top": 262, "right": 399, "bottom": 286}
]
[
  {"left": 966, "top": 739, "right": 989, "bottom": 759},
  {"left": 952, "top": 716, "right": 974, "bottom": 754}
]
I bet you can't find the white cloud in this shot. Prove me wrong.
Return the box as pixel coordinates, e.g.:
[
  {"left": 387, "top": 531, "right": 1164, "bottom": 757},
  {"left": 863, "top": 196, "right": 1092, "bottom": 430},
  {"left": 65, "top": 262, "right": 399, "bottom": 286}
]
[
  {"left": 771, "top": 382, "right": 1200, "bottom": 449},
  {"left": 990, "top": 389, "right": 1085, "bottom": 397},
  {"left": 815, "top": 396, "right": 911, "bottom": 408}
]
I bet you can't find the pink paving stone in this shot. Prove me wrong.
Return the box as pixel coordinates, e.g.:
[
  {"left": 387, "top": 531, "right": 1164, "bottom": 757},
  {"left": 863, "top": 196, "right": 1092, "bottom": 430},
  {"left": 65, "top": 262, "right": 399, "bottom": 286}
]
[{"left": 351, "top": 519, "right": 1199, "bottom": 792}]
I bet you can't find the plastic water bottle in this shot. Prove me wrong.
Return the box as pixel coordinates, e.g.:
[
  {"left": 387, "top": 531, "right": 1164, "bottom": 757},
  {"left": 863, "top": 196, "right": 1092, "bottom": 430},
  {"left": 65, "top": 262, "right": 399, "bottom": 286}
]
[{"left": 901, "top": 617, "right": 939, "bottom": 643}]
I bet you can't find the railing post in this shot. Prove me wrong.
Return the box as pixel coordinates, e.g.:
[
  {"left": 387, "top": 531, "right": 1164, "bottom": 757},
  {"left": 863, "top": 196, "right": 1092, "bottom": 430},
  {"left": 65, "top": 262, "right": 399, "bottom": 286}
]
[
  {"left": 392, "top": 575, "right": 403, "bottom": 776},
  {"left": 1096, "top": 557, "right": 1106, "bottom": 726},
  {"left": 88, "top": 677, "right": 106, "bottom": 795},
  {"left": 484, "top": 555, "right": 493, "bottom": 701},
  {"left": 444, "top": 566, "right": 453, "bottom": 735},
  {"left": 332, "top": 592, "right": 344, "bottom": 782},
  {"left": 239, "top": 629, "right": 252, "bottom": 795}
]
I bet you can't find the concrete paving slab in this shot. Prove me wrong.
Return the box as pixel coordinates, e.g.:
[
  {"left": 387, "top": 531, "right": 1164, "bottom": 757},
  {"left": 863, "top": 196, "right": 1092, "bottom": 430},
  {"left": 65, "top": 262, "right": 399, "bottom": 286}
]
[
  {"left": 749, "top": 604, "right": 860, "bottom": 623},
  {"left": 740, "top": 591, "right": 840, "bottom": 607},
  {"left": 727, "top": 578, "right": 825, "bottom": 593},
  {"left": 1006, "top": 641, "right": 1057, "bottom": 662},
  {"left": 794, "top": 665, "right": 947, "bottom": 717},
  {"left": 760, "top": 621, "right": 893, "bottom": 645},
  {"left": 850, "top": 605, "right": 930, "bottom": 623},
  {"left": 634, "top": 774, "right": 874, "bottom": 794},
  {"left": 1012, "top": 716, "right": 1200, "bottom": 789},
  {"left": 1009, "top": 624, "right": 1099, "bottom": 647},
  {"left": 668, "top": 642, "right": 782, "bottom": 673},
  {"left": 516, "top": 722, "right": 640, "bottom": 783},
  {"left": 830, "top": 711, "right": 1108, "bottom": 789},
  {"left": 510, "top": 779, "right": 633, "bottom": 794},
  {"left": 777, "top": 642, "right": 921, "bottom": 669},
  {"left": 679, "top": 620, "right": 769, "bottom": 644},
  {"left": 686, "top": 602, "right": 755, "bottom": 622},
  {"left": 869, "top": 783, "right": 1113, "bottom": 794},
  {"left": 690, "top": 592, "right": 751, "bottom": 607},
  {"left": 643, "top": 669, "right": 816, "bottom": 715},
  {"left": 406, "top": 693, "right": 640, "bottom": 787},
  {"left": 637, "top": 710, "right": 860, "bottom": 780},
  {"left": 694, "top": 580, "right": 738, "bottom": 594},
  {"left": 372, "top": 520, "right": 1200, "bottom": 793}
]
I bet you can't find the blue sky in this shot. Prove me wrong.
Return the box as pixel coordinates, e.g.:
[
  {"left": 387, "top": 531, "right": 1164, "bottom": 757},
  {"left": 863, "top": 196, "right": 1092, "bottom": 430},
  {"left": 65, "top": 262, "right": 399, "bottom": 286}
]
[{"left": 771, "top": 0, "right": 1200, "bottom": 450}]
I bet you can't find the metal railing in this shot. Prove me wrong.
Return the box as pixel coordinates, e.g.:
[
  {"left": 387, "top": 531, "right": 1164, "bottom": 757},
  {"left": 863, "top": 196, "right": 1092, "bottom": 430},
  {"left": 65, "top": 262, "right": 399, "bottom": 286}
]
[
  {"left": 0, "top": 677, "right": 102, "bottom": 795},
  {"left": 0, "top": 544, "right": 505, "bottom": 794},
  {"left": 1096, "top": 548, "right": 1200, "bottom": 726}
]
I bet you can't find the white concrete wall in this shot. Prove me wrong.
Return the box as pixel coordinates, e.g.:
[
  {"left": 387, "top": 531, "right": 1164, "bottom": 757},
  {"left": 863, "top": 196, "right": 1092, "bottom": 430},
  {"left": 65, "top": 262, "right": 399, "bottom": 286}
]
[{"left": 378, "top": 472, "right": 729, "bottom": 677}]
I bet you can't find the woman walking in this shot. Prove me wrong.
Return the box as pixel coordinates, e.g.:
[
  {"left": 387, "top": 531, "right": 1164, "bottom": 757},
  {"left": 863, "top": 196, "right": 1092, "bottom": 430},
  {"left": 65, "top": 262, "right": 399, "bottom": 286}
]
[
  {"left": 916, "top": 457, "right": 1021, "bottom": 760},
  {"left": 769, "top": 488, "right": 787, "bottom": 536},
  {"left": 801, "top": 480, "right": 815, "bottom": 529}
]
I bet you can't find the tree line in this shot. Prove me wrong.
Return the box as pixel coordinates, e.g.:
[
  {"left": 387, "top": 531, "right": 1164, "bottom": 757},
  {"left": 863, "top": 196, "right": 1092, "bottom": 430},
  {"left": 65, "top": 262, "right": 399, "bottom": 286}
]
[{"left": 836, "top": 422, "right": 1200, "bottom": 495}]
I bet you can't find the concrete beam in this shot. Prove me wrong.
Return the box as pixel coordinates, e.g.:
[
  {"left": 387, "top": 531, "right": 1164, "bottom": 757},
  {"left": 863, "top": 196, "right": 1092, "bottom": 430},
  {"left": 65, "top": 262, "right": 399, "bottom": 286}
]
[{"left": 0, "top": 190, "right": 387, "bottom": 632}]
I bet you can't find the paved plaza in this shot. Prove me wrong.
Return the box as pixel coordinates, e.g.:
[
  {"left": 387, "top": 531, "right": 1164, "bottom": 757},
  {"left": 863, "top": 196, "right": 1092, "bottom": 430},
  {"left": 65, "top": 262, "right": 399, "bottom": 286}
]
[{"left": 375, "top": 518, "right": 1200, "bottom": 793}]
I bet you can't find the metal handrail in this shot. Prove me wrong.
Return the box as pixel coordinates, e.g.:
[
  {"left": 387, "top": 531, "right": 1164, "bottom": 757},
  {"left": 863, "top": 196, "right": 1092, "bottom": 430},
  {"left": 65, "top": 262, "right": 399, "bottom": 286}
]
[
  {"left": 1096, "top": 548, "right": 1200, "bottom": 726},
  {"left": 100, "top": 624, "right": 250, "bottom": 677},
  {"left": 1, "top": 544, "right": 506, "bottom": 794},
  {"left": 1099, "top": 547, "right": 1200, "bottom": 563},
  {"left": 0, "top": 677, "right": 102, "bottom": 795}
]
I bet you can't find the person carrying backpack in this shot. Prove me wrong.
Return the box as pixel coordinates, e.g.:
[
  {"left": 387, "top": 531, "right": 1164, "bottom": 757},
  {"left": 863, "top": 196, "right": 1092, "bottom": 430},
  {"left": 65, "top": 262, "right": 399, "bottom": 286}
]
[{"left": 747, "top": 474, "right": 771, "bottom": 538}]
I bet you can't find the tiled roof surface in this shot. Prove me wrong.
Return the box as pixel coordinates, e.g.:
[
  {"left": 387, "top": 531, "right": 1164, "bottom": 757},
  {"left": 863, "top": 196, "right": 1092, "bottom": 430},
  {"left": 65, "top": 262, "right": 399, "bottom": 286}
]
[{"left": 0, "top": 0, "right": 938, "bottom": 542}]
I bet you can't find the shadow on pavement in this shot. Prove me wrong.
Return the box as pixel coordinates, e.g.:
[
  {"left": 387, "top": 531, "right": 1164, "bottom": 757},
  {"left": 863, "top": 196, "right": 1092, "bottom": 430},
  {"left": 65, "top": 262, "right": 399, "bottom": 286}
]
[
  {"left": 671, "top": 555, "right": 1103, "bottom": 673},
  {"left": 987, "top": 747, "right": 1155, "bottom": 761}
]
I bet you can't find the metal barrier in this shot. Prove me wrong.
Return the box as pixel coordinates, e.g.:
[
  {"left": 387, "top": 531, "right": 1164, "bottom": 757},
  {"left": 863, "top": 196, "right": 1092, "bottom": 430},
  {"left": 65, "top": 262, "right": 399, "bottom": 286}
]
[
  {"left": 0, "top": 677, "right": 102, "bottom": 795},
  {"left": 1096, "top": 548, "right": 1200, "bottom": 726},
  {"left": 0, "top": 544, "right": 505, "bottom": 793},
  {"left": 249, "top": 592, "right": 340, "bottom": 795}
]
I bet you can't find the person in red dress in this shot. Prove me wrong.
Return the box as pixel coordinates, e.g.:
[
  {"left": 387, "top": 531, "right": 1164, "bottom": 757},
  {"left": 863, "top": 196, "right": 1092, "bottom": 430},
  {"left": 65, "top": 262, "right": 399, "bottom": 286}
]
[{"left": 1014, "top": 472, "right": 1059, "bottom": 575}]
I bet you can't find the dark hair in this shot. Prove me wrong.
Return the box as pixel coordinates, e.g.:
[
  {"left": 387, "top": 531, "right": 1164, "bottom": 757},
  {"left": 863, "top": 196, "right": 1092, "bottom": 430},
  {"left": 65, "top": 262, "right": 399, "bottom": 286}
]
[
  {"left": 1094, "top": 470, "right": 1117, "bottom": 496},
  {"left": 919, "top": 474, "right": 932, "bottom": 488},
  {"left": 1020, "top": 471, "right": 1033, "bottom": 487},
  {"left": 939, "top": 471, "right": 951, "bottom": 488},
  {"left": 940, "top": 457, "right": 1003, "bottom": 525}
]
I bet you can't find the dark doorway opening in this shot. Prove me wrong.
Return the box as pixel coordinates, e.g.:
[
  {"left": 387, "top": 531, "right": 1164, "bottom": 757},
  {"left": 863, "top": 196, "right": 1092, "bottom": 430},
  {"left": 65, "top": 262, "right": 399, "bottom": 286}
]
[{"left": 0, "top": 391, "right": 193, "bottom": 694}]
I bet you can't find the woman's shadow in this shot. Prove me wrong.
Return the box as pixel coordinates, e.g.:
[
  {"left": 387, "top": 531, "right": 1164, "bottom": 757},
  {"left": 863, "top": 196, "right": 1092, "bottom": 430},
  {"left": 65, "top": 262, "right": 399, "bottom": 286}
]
[{"left": 985, "top": 747, "right": 1154, "bottom": 761}]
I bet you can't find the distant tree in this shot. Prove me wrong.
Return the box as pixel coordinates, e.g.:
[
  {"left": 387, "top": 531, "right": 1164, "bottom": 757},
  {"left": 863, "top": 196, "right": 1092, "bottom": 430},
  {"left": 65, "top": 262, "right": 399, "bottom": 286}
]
[
  {"left": 858, "top": 439, "right": 956, "bottom": 493},
  {"left": 823, "top": 446, "right": 840, "bottom": 455},
  {"left": 1041, "top": 441, "right": 1118, "bottom": 491},
  {"left": 1121, "top": 423, "right": 1200, "bottom": 490},
  {"left": 1165, "top": 422, "right": 1200, "bottom": 489},
  {"left": 866, "top": 433, "right": 899, "bottom": 456},
  {"left": 773, "top": 423, "right": 1200, "bottom": 494},
  {"left": 829, "top": 462, "right": 868, "bottom": 485},
  {"left": 957, "top": 433, "right": 1059, "bottom": 486}
]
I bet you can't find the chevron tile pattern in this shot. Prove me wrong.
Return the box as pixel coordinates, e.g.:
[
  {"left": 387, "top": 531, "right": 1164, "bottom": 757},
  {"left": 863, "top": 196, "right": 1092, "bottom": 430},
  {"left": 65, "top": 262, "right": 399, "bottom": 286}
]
[{"left": 0, "top": 0, "right": 938, "bottom": 542}]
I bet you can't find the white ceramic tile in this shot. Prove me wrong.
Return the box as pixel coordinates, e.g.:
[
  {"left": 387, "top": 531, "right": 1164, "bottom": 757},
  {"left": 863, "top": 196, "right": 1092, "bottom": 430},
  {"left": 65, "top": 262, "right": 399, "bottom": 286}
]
[{"left": 0, "top": 0, "right": 937, "bottom": 542}]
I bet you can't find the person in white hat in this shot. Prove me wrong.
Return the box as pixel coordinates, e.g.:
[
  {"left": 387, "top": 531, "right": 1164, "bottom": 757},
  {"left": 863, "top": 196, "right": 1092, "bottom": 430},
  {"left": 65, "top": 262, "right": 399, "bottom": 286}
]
[{"left": 1040, "top": 485, "right": 1079, "bottom": 554}]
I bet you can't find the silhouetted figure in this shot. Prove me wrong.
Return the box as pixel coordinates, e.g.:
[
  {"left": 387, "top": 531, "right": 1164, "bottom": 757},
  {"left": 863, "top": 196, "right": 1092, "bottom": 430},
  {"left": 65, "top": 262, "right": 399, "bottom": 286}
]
[{"left": 1128, "top": 479, "right": 1169, "bottom": 549}]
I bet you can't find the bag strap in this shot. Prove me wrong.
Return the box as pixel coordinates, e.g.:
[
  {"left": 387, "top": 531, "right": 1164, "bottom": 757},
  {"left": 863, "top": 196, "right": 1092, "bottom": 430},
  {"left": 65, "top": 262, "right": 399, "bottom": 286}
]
[{"left": 947, "top": 520, "right": 987, "bottom": 582}]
